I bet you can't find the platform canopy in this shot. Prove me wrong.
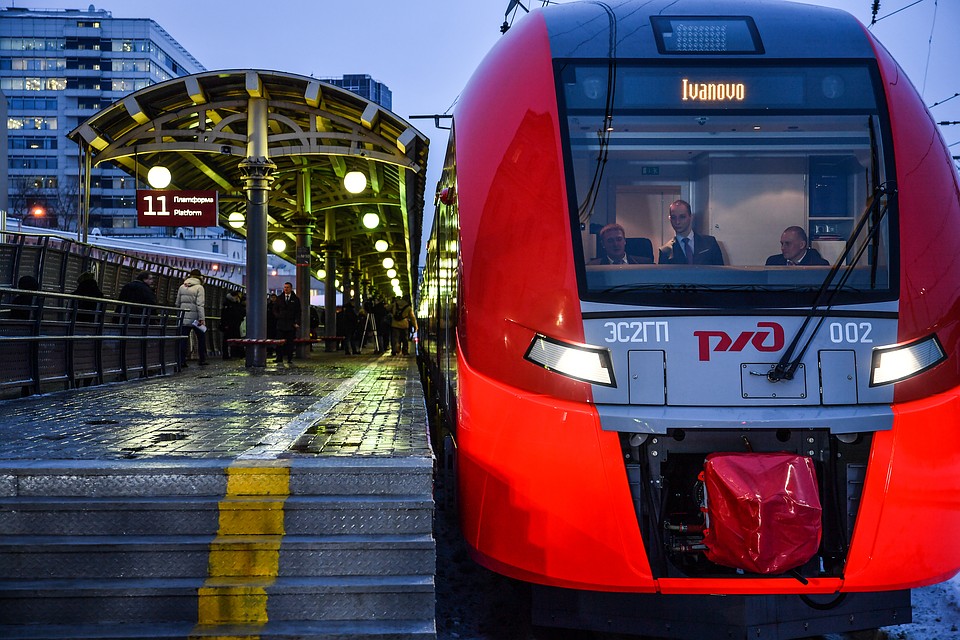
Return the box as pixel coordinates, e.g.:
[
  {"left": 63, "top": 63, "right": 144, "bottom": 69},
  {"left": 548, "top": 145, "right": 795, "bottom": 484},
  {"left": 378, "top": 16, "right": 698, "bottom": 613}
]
[{"left": 67, "top": 69, "right": 429, "bottom": 300}]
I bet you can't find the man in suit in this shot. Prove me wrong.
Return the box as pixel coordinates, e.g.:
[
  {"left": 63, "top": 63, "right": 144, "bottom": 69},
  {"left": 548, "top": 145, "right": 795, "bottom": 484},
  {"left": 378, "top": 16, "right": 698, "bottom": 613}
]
[
  {"left": 273, "top": 281, "right": 302, "bottom": 364},
  {"left": 765, "top": 226, "right": 830, "bottom": 266},
  {"left": 658, "top": 199, "right": 724, "bottom": 265},
  {"left": 587, "top": 223, "right": 653, "bottom": 265}
]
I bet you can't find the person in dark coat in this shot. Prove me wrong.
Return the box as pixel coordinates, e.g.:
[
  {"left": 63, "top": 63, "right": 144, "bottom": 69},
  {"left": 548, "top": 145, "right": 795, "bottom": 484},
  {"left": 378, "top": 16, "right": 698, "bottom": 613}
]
[
  {"left": 372, "top": 297, "right": 389, "bottom": 354},
  {"left": 117, "top": 271, "right": 158, "bottom": 319},
  {"left": 657, "top": 199, "right": 725, "bottom": 266},
  {"left": 266, "top": 293, "right": 279, "bottom": 358},
  {"left": 71, "top": 271, "right": 103, "bottom": 324},
  {"left": 765, "top": 226, "right": 830, "bottom": 266},
  {"left": 272, "top": 282, "right": 301, "bottom": 364},
  {"left": 11, "top": 275, "right": 39, "bottom": 320},
  {"left": 340, "top": 303, "right": 359, "bottom": 355},
  {"left": 220, "top": 291, "right": 246, "bottom": 359}
]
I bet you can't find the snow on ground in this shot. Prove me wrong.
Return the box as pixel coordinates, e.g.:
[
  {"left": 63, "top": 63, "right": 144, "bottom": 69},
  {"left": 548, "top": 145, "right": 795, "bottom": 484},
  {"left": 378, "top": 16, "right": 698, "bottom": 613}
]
[{"left": 882, "top": 576, "right": 960, "bottom": 640}]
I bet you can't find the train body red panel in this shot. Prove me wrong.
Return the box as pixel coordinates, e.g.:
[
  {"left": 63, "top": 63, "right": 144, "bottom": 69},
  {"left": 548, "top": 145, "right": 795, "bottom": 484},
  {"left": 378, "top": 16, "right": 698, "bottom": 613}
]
[
  {"left": 455, "top": 12, "right": 589, "bottom": 402},
  {"left": 418, "top": 0, "right": 960, "bottom": 610},
  {"left": 871, "top": 39, "right": 960, "bottom": 402}
]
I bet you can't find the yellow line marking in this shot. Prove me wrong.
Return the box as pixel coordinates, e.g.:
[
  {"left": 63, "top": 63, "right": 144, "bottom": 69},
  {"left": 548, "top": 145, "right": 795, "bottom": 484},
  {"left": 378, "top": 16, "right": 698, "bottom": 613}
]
[{"left": 191, "top": 462, "right": 291, "bottom": 638}]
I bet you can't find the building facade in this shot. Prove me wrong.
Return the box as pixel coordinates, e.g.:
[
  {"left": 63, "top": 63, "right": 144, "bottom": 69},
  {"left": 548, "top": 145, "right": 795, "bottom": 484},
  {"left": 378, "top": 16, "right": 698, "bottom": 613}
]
[
  {"left": 0, "top": 6, "right": 205, "bottom": 235},
  {"left": 321, "top": 74, "right": 392, "bottom": 110}
]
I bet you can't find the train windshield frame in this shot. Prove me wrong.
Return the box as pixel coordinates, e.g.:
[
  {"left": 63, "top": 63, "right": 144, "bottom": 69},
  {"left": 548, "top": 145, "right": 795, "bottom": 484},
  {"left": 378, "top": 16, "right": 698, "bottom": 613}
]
[{"left": 558, "top": 61, "right": 897, "bottom": 308}]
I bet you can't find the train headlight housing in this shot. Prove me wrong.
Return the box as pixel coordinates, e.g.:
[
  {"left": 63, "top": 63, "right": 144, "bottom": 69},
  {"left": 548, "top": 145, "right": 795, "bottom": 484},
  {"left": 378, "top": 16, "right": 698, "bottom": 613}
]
[
  {"left": 870, "top": 334, "right": 946, "bottom": 386},
  {"left": 524, "top": 333, "right": 616, "bottom": 387}
]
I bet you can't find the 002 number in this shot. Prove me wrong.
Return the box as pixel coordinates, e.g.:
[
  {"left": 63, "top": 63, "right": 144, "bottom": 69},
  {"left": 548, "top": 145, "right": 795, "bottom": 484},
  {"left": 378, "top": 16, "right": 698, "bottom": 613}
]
[{"left": 828, "top": 322, "right": 873, "bottom": 344}]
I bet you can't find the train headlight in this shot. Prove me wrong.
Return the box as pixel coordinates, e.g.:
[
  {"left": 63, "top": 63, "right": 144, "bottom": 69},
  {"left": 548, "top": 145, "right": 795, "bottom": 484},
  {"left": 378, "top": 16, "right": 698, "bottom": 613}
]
[
  {"left": 524, "top": 333, "right": 616, "bottom": 387},
  {"left": 870, "top": 334, "right": 946, "bottom": 386}
]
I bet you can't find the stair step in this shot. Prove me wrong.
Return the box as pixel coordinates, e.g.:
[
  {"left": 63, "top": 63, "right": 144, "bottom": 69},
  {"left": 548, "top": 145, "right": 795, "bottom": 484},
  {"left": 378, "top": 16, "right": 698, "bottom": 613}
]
[
  {"left": 1, "top": 459, "right": 433, "bottom": 499},
  {"left": 0, "top": 534, "right": 435, "bottom": 580},
  {"left": 0, "top": 618, "right": 436, "bottom": 640},
  {"left": 0, "top": 495, "right": 433, "bottom": 536},
  {"left": 0, "top": 576, "right": 435, "bottom": 625}
]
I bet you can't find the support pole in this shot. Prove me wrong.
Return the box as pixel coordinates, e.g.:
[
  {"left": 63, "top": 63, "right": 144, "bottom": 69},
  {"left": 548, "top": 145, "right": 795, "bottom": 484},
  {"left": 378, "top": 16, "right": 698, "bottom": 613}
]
[
  {"left": 323, "top": 207, "right": 339, "bottom": 352},
  {"left": 295, "top": 225, "right": 313, "bottom": 359},
  {"left": 342, "top": 238, "right": 353, "bottom": 311},
  {"left": 241, "top": 97, "right": 275, "bottom": 368},
  {"left": 295, "top": 169, "right": 314, "bottom": 359}
]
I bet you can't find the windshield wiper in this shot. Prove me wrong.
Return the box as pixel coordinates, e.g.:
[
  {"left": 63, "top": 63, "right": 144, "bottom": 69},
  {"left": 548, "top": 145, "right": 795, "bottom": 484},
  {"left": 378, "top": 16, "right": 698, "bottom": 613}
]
[{"left": 767, "top": 182, "right": 895, "bottom": 382}]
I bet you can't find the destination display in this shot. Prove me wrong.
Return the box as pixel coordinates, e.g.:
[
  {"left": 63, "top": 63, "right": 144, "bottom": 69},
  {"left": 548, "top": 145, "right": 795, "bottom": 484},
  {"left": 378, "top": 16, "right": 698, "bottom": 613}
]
[
  {"left": 562, "top": 64, "right": 878, "bottom": 111},
  {"left": 136, "top": 190, "right": 218, "bottom": 227}
]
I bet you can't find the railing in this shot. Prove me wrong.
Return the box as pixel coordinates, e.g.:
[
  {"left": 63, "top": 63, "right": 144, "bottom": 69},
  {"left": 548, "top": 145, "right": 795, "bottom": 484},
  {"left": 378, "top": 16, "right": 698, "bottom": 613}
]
[
  {"left": 0, "top": 286, "right": 184, "bottom": 398},
  {"left": 0, "top": 230, "right": 239, "bottom": 374}
]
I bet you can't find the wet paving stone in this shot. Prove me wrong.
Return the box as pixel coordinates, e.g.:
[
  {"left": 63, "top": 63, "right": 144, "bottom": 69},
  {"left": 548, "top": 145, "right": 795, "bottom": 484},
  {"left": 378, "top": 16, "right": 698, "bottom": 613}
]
[{"left": 0, "top": 352, "right": 429, "bottom": 461}]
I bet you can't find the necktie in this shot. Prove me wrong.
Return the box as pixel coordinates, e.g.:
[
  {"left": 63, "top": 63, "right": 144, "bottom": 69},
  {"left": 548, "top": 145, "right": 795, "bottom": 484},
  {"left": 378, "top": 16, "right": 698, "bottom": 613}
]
[
  {"left": 681, "top": 237, "right": 693, "bottom": 264},
  {"left": 787, "top": 259, "right": 795, "bottom": 266}
]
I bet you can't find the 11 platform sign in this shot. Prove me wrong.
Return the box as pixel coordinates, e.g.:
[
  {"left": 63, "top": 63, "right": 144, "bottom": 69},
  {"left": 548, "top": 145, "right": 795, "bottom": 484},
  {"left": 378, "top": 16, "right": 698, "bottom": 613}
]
[{"left": 136, "top": 190, "right": 218, "bottom": 227}]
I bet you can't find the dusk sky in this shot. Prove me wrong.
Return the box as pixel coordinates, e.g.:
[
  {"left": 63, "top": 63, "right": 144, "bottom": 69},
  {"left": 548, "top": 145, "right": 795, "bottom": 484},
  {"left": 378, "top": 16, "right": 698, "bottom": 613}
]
[{"left": 5, "top": 0, "right": 958, "bottom": 252}]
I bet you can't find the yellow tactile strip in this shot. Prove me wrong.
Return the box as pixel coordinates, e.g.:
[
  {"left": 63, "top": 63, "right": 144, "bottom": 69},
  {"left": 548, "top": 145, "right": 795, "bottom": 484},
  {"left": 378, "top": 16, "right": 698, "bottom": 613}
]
[{"left": 191, "top": 462, "right": 291, "bottom": 637}]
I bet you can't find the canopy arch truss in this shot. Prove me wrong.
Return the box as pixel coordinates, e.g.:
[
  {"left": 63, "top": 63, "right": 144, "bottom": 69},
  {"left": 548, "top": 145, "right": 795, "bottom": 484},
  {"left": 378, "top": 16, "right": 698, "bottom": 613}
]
[{"left": 68, "top": 69, "right": 429, "bottom": 366}]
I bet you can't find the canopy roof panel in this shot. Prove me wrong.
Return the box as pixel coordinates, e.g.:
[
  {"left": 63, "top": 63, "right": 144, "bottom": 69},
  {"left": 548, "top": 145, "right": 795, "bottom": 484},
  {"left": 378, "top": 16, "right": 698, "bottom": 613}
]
[{"left": 67, "top": 69, "right": 429, "bottom": 298}]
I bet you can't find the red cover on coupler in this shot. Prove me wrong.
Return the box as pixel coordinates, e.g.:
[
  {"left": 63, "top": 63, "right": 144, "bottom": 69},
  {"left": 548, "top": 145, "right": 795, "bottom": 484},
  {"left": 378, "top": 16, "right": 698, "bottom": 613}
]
[{"left": 702, "top": 452, "right": 822, "bottom": 575}]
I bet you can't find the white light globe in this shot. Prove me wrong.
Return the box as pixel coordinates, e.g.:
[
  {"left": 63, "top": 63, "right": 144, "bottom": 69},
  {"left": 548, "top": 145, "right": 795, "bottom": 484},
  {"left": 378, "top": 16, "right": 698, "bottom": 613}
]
[
  {"left": 147, "top": 165, "right": 171, "bottom": 189},
  {"left": 343, "top": 171, "right": 366, "bottom": 194},
  {"left": 382, "top": 257, "right": 395, "bottom": 269},
  {"left": 271, "top": 238, "right": 287, "bottom": 253},
  {"left": 362, "top": 212, "right": 380, "bottom": 229},
  {"left": 387, "top": 268, "right": 397, "bottom": 278},
  {"left": 227, "top": 212, "right": 244, "bottom": 228},
  {"left": 317, "top": 269, "right": 326, "bottom": 279},
  {"left": 375, "top": 240, "right": 389, "bottom": 252},
  {"left": 390, "top": 278, "right": 400, "bottom": 287}
]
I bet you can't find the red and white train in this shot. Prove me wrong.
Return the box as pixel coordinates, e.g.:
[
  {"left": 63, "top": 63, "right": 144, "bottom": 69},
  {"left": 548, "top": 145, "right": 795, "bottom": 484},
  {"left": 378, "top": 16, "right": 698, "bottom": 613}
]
[{"left": 419, "top": 1, "right": 960, "bottom": 636}]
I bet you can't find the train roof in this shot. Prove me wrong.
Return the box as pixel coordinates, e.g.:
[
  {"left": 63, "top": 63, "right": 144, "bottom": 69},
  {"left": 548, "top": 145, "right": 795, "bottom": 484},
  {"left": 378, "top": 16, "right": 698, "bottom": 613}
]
[{"left": 541, "top": 0, "right": 875, "bottom": 61}]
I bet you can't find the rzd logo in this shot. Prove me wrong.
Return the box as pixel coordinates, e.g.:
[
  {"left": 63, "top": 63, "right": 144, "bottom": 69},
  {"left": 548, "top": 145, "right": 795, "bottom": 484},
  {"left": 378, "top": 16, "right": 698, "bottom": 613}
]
[{"left": 693, "top": 322, "right": 784, "bottom": 361}]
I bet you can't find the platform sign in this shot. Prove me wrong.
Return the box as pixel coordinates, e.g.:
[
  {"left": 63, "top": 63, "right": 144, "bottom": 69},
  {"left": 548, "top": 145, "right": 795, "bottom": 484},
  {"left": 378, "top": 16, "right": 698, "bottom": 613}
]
[{"left": 136, "top": 190, "right": 218, "bottom": 227}]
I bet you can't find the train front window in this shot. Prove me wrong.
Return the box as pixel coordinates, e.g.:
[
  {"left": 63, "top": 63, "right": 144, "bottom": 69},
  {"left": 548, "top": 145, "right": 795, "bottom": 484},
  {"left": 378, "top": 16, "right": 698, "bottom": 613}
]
[{"left": 560, "top": 63, "right": 894, "bottom": 307}]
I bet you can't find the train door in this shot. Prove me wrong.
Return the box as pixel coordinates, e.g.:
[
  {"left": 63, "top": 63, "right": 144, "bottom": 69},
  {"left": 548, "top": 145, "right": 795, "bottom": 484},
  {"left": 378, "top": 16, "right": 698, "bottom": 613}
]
[{"left": 614, "top": 185, "right": 681, "bottom": 251}]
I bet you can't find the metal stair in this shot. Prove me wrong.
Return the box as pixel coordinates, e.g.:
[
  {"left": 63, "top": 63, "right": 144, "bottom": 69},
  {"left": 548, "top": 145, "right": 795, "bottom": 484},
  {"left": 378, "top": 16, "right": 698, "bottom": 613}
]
[{"left": 0, "top": 458, "right": 436, "bottom": 639}]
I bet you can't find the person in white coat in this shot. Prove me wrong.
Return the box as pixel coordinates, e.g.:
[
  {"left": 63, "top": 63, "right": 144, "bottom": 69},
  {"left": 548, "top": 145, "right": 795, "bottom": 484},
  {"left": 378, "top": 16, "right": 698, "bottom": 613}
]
[{"left": 176, "top": 269, "right": 207, "bottom": 367}]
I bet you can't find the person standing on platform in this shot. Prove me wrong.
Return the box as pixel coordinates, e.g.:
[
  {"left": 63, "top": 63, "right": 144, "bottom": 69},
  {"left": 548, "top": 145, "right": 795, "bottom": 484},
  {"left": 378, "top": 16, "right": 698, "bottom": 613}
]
[
  {"left": 71, "top": 271, "right": 103, "bottom": 324},
  {"left": 220, "top": 290, "right": 246, "bottom": 359},
  {"left": 117, "top": 271, "right": 157, "bottom": 319},
  {"left": 176, "top": 269, "right": 207, "bottom": 368},
  {"left": 266, "top": 293, "right": 279, "bottom": 358},
  {"left": 389, "top": 295, "right": 418, "bottom": 356},
  {"left": 340, "top": 303, "right": 359, "bottom": 355},
  {"left": 273, "top": 281, "right": 301, "bottom": 365},
  {"left": 372, "top": 297, "right": 389, "bottom": 354}
]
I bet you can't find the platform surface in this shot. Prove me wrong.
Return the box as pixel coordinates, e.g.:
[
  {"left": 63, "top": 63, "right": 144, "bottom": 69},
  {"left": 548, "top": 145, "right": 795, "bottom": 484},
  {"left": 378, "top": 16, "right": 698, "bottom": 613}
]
[{"left": 0, "top": 350, "right": 431, "bottom": 464}]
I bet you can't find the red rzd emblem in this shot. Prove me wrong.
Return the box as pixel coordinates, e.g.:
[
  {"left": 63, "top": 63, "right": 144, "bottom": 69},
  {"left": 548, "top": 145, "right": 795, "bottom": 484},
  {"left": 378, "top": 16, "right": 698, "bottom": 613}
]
[{"left": 693, "top": 322, "right": 784, "bottom": 361}]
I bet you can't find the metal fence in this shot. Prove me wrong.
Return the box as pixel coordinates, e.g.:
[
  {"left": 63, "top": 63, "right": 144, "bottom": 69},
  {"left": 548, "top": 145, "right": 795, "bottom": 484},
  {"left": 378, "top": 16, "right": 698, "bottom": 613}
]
[
  {"left": 0, "top": 231, "right": 241, "bottom": 398},
  {"left": 0, "top": 287, "right": 183, "bottom": 397}
]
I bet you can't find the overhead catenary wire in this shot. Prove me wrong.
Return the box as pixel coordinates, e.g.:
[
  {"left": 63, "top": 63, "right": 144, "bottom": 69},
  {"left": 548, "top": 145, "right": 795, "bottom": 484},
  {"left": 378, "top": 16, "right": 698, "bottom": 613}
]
[
  {"left": 929, "top": 93, "right": 959, "bottom": 110},
  {"left": 870, "top": 0, "right": 927, "bottom": 25}
]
